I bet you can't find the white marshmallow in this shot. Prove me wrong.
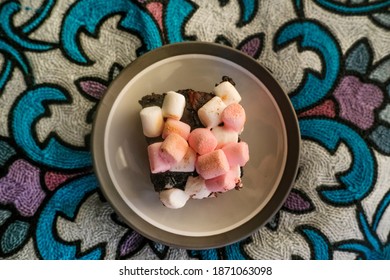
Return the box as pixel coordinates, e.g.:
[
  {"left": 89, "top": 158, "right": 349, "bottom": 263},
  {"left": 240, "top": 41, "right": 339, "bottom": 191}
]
[
  {"left": 169, "top": 147, "right": 196, "bottom": 172},
  {"left": 213, "top": 81, "right": 241, "bottom": 105},
  {"left": 162, "top": 91, "right": 186, "bottom": 120},
  {"left": 197, "top": 96, "right": 226, "bottom": 128},
  {"left": 211, "top": 126, "right": 239, "bottom": 148},
  {"left": 140, "top": 106, "right": 164, "bottom": 137},
  {"left": 159, "top": 188, "right": 190, "bottom": 209},
  {"left": 184, "top": 176, "right": 213, "bottom": 199}
]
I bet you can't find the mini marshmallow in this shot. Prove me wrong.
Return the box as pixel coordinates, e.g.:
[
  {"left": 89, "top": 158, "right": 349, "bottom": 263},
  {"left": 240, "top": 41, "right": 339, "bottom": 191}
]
[
  {"left": 197, "top": 96, "right": 226, "bottom": 128},
  {"left": 159, "top": 133, "right": 188, "bottom": 165},
  {"left": 196, "top": 149, "right": 229, "bottom": 180},
  {"left": 222, "top": 142, "right": 249, "bottom": 167},
  {"left": 221, "top": 103, "right": 246, "bottom": 133},
  {"left": 184, "top": 176, "right": 213, "bottom": 199},
  {"left": 188, "top": 128, "right": 218, "bottom": 155},
  {"left": 162, "top": 118, "right": 191, "bottom": 140},
  {"left": 169, "top": 147, "right": 196, "bottom": 172},
  {"left": 205, "top": 166, "right": 240, "bottom": 192},
  {"left": 147, "top": 142, "right": 170, "bottom": 173},
  {"left": 213, "top": 81, "right": 241, "bottom": 105},
  {"left": 211, "top": 126, "right": 239, "bottom": 148},
  {"left": 140, "top": 106, "right": 164, "bottom": 137},
  {"left": 159, "top": 188, "right": 190, "bottom": 209},
  {"left": 162, "top": 91, "right": 186, "bottom": 120}
]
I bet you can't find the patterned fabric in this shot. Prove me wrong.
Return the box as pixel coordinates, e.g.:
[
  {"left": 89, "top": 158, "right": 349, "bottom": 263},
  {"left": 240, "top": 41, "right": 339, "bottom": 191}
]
[{"left": 0, "top": 0, "right": 390, "bottom": 260}]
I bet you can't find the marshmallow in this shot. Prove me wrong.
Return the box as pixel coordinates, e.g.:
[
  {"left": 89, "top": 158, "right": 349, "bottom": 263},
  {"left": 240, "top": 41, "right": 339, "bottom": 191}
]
[
  {"left": 140, "top": 106, "right": 164, "bottom": 137},
  {"left": 211, "top": 126, "right": 239, "bottom": 148},
  {"left": 162, "top": 118, "right": 191, "bottom": 140},
  {"left": 159, "top": 188, "right": 190, "bottom": 209},
  {"left": 197, "top": 96, "right": 226, "bottom": 128},
  {"left": 205, "top": 166, "right": 240, "bottom": 193},
  {"left": 169, "top": 147, "right": 196, "bottom": 172},
  {"left": 222, "top": 142, "right": 249, "bottom": 167},
  {"left": 159, "top": 133, "right": 188, "bottom": 165},
  {"left": 162, "top": 91, "right": 186, "bottom": 120},
  {"left": 147, "top": 142, "right": 171, "bottom": 173},
  {"left": 188, "top": 128, "right": 218, "bottom": 155},
  {"left": 196, "top": 149, "right": 229, "bottom": 180},
  {"left": 184, "top": 176, "right": 213, "bottom": 199},
  {"left": 221, "top": 103, "right": 246, "bottom": 133},
  {"left": 213, "top": 81, "right": 241, "bottom": 105}
]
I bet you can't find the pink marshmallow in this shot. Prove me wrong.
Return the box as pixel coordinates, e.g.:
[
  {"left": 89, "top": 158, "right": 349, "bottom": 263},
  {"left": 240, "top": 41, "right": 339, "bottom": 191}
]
[
  {"left": 147, "top": 142, "right": 171, "bottom": 173},
  {"left": 221, "top": 103, "right": 246, "bottom": 132},
  {"left": 162, "top": 118, "right": 191, "bottom": 140},
  {"left": 188, "top": 128, "right": 218, "bottom": 155},
  {"left": 222, "top": 142, "right": 249, "bottom": 167},
  {"left": 205, "top": 167, "right": 239, "bottom": 192},
  {"left": 196, "top": 149, "right": 229, "bottom": 179},
  {"left": 159, "top": 133, "right": 188, "bottom": 165}
]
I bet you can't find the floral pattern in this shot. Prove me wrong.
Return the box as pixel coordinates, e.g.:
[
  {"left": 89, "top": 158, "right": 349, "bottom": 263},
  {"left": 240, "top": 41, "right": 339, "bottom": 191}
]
[{"left": 0, "top": 0, "right": 390, "bottom": 259}]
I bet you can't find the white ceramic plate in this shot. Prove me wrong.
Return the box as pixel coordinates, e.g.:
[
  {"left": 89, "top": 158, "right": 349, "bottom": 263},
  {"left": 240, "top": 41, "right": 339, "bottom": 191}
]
[{"left": 92, "top": 42, "right": 300, "bottom": 249}]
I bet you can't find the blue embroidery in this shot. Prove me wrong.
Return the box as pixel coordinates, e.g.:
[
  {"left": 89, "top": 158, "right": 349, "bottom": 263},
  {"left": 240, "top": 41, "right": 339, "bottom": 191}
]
[
  {"left": 275, "top": 21, "right": 340, "bottom": 111},
  {"left": 370, "top": 125, "right": 390, "bottom": 155},
  {"left": 36, "top": 174, "right": 102, "bottom": 260},
  {"left": 372, "top": 191, "right": 390, "bottom": 231},
  {"left": 189, "top": 248, "right": 219, "bottom": 259},
  {"left": 189, "top": 240, "right": 249, "bottom": 260},
  {"left": 358, "top": 210, "right": 381, "bottom": 251},
  {"left": 345, "top": 39, "right": 371, "bottom": 75},
  {"left": 0, "top": 39, "right": 30, "bottom": 75},
  {"left": 61, "top": 0, "right": 162, "bottom": 64},
  {"left": 11, "top": 86, "right": 91, "bottom": 169},
  {"left": 165, "top": 0, "right": 196, "bottom": 43},
  {"left": 298, "top": 226, "right": 331, "bottom": 260},
  {"left": 1, "top": 220, "right": 30, "bottom": 254},
  {"left": 0, "top": 2, "right": 54, "bottom": 51},
  {"left": 314, "top": 0, "right": 390, "bottom": 14},
  {"left": 0, "top": 139, "right": 16, "bottom": 166},
  {"left": 0, "top": 209, "right": 11, "bottom": 226},
  {"left": 223, "top": 242, "right": 248, "bottom": 260},
  {"left": 21, "top": 0, "right": 55, "bottom": 34},
  {"left": 0, "top": 59, "right": 12, "bottom": 92},
  {"left": 299, "top": 118, "right": 375, "bottom": 205},
  {"left": 237, "top": 0, "right": 258, "bottom": 26},
  {"left": 336, "top": 203, "right": 390, "bottom": 259}
]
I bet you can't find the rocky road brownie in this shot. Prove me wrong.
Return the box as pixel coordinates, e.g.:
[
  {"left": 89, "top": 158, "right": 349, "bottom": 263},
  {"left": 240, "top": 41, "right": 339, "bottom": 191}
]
[{"left": 139, "top": 77, "right": 249, "bottom": 209}]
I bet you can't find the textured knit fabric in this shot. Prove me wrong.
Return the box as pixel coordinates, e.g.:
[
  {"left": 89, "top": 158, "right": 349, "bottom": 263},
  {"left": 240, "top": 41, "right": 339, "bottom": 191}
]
[{"left": 1, "top": 0, "right": 390, "bottom": 260}]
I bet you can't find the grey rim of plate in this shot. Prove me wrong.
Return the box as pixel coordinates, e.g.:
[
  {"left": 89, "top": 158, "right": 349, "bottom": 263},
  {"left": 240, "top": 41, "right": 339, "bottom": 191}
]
[{"left": 91, "top": 42, "right": 300, "bottom": 249}]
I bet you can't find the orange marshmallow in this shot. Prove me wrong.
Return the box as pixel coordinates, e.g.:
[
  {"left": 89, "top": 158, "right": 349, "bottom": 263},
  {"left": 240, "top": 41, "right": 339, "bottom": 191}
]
[
  {"left": 188, "top": 128, "right": 218, "bottom": 155},
  {"left": 221, "top": 103, "right": 246, "bottom": 133},
  {"left": 169, "top": 147, "right": 196, "bottom": 172},
  {"left": 162, "top": 118, "right": 191, "bottom": 140},
  {"left": 196, "top": 149, "right": 229, "bottom": 180},
  {"left": 147, "top": 142, "right": 171, "bottom": 173},
  {"left": 159, "top": 133, "right": 188, "bottom": 165},
  {"left": 222, "top": 142, "right": 249, "bottom": 167}
]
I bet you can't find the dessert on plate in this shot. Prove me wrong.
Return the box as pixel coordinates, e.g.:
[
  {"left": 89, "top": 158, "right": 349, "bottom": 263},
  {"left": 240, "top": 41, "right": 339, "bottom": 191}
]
[{"left": 139, "top": 77, "right": 249, "bottom": 209}]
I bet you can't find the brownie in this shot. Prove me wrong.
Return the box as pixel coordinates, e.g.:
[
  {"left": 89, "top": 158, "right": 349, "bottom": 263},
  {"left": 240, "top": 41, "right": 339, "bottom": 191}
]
[{"left": 139, "top": 77, "right": 242, "bottom": 193}]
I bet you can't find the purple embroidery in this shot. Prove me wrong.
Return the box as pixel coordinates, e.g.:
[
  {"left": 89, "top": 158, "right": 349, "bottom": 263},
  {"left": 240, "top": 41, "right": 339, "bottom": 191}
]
[
  {"left": 283, "top": 190, "right": 313, "bottom": 213},
  {"left": 0, "top": 160, "right": 45, "bottom": 217},
  {"left": 79, "top": 80, "right": 107, "bottom": 100},
  {"left": 119, "top": 231, "right": 145, "bottom": 257},
  {"left": 334, "top": 75, "right": 384, "bottom": 130}
]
